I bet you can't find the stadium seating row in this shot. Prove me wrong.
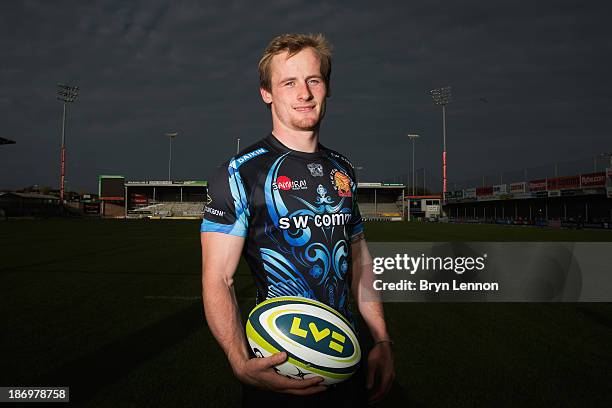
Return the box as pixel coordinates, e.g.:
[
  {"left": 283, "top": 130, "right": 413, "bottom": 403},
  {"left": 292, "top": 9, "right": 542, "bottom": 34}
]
[{"left": 131, "top": 202, "right": 204, "bottom": 217}]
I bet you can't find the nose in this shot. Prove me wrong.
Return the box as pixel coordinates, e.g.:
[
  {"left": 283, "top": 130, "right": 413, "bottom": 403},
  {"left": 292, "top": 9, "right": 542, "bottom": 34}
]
[{"left": 297, "top": 81, "right": 313, "bottom": 101}]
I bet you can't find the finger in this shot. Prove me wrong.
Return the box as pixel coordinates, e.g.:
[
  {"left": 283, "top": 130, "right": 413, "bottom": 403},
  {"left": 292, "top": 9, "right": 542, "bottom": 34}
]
[
  {"left": 381, "top": 375, "right": 394, "bottom": 399},
  {"left": 369, "top": 374, "right": 393, "bottom": 404},
  {"left": 368, "top": 379, "right": 384, "bottom": 403},
  {"left": 283, "top": 385, "right": 328, "bottom": 396},
  {"left": 366, "top": 364, "right": 376, "bottom": 390},
  {"left": 255, "top": 351, "right": 287, "bottom": 369},
  {"left": 369, "top": 387, "right": 383, "bottom": 404},
  {"left": 263, "top": 372, "right": 324, "bottom": 389}
]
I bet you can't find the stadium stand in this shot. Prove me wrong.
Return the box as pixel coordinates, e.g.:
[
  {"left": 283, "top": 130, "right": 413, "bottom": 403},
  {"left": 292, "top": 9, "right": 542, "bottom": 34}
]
[
  {"left": 359, "top": 202, "right": 403, "bottom": 218},
  {"left": 444, "top": 169, "right": 612, "bottom": 228},
  {"left": 357, "top": 183, "right": 405, "bottom": 221},
  {"left": 0, "top": 192, "right": 60, "bottom": 217},
  {"left": 131, "top": 202, "right": 204, "bottom": 218},
  {"left": 118, "top": 179, "right": 208, "bottom": 219}
]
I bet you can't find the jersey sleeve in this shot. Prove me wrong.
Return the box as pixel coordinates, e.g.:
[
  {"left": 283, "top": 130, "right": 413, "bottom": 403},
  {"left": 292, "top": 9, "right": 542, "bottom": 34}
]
[
  {"left": 347, "top": 167, "right": 364, "bottom": 238},
  {"left": 200, "top": 161, "right": 249, "bottom": 237}
]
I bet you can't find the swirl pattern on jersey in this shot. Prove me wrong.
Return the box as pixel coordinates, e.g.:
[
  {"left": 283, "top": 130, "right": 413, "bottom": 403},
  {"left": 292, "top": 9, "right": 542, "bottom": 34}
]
[
  {"left": 201, "top": 134, "right": 363, "bottom": 321},
  {"left": 262, "top": 154, "right": 354, "bottom": 312}
]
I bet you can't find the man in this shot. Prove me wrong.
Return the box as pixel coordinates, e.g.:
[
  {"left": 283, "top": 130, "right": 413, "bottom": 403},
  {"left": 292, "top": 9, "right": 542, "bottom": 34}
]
[{"left": 201, "top": 33, "right": 395, "bottom": 406}]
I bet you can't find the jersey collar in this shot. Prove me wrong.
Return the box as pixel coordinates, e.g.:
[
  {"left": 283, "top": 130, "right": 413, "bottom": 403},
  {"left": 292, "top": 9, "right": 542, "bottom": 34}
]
[{"left": 265, "top": 133, "right": 325, "bottom": 159}]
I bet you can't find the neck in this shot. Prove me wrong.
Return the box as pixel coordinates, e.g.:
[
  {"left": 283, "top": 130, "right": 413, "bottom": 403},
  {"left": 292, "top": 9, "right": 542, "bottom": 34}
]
[{"left": 271, "top": 125, "right": 319, "bottom": 153}]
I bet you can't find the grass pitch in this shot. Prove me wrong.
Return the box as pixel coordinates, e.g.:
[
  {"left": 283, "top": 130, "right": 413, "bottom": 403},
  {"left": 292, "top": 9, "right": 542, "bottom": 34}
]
[{"left": 1, "top": 219, "right": 611, "bottom": 407}]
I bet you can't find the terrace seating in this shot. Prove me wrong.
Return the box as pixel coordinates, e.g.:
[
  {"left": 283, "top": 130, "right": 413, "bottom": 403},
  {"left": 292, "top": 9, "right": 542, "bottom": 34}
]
[{"left": 131, "top": 202, "right": 204, "bottom": 217}]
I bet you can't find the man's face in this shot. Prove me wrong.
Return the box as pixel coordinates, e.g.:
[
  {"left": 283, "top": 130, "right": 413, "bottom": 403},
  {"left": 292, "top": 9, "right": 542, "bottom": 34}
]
[{"left": 260, "top": 47, "right": 327, "bottom": 132}]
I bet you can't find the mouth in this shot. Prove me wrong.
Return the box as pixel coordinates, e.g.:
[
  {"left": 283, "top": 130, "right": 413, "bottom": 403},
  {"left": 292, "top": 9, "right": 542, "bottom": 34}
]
[{"left": 293, "top": 105, "right": 316, "bottom": 112}]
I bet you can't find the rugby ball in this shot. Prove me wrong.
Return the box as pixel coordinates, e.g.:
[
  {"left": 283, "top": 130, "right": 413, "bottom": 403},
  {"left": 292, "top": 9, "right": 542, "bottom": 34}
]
[{"left": 246, "top": 296, "right": 361, "bottom": 385}]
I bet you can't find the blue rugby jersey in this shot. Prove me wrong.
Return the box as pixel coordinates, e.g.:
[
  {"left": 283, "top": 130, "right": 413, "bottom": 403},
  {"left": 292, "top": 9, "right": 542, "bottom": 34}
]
[{"left": 201, "top": 133, "right": 364, "bottom": 321}]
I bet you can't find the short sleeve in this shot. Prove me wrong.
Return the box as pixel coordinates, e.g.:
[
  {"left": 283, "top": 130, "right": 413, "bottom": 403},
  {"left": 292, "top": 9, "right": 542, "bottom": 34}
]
[
  {"left": 200, "top": 161, "right": 249, "bottom": 237},
  {"left": 347, "top": 168, "right": 364, "bottom": 238}
]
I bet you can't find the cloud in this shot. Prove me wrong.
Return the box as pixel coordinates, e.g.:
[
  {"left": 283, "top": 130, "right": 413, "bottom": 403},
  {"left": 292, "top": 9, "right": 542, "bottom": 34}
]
[{"left": 0, "top": 0, "right": 610, "bottom": 191}]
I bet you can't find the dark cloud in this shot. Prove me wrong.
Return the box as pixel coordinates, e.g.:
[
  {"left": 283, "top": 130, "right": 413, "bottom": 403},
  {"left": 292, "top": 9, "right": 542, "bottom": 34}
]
[{"left": 1, "top": 0, "right": 611, "bottom": 192}]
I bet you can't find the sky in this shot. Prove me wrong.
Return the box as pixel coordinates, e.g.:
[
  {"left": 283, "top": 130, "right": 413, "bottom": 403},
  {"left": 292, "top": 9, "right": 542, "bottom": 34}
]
[{"left": 1, "top": 0, "right": 611, "bottom": 193}]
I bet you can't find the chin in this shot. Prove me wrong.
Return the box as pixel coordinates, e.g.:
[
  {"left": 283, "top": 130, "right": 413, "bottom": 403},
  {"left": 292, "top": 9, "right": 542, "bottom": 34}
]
[
  {"left": 292, "top": 113, "right": 322, "bottom": 130},
  {"left": 293, "top": 118, "right": 320, "bottom": 130}
]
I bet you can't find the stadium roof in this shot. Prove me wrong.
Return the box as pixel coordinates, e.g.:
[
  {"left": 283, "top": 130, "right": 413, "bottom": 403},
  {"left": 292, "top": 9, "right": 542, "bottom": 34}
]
[
  {"left": 1, "top": 137, "right": 16, "bottom": 145},
  {"left": 358, "top": 183, "right": 406, "bottom": 189},
  {"left": 125, "top": 180, "right": 207, "bottom": 187},
  {"left": 0, "top": 192, "right": 59, "bottom": 200},
  {"left": 405, "top": 195, "right": 442, "bottom": 199}
]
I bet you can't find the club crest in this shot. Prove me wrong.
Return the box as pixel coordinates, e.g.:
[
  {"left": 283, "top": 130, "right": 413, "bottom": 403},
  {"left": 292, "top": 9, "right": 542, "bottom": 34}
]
[
  {"left": 330, "top": 169, "right": 353, "bottom": 197},
  {"left": 307, "top": 163, "right": 324, "bottom": 177}
]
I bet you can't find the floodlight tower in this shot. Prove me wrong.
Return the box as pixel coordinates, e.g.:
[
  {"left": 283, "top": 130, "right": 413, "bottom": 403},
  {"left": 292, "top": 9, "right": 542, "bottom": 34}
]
[
  {"left": 596, "top": 152, "right": 612, "bottom": 172},
  {"left": 165, "top": 132, "right": 178, "bottom": 181},
  {"left": 356, "top": 166, "right": 364, "bottom": 182},
  {"left": 56, "top": 83, "right": 79, "bottom": 203},
  {"left": 407, "top": 134, "right": 420, "bottom": 195},
  {"left": 430, "top": 86, "right": 452, "bottom": 204}
]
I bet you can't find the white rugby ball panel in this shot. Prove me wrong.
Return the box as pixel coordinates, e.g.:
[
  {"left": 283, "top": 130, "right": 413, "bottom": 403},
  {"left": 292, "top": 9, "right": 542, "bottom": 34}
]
[
  {"left": 246, "top": 330, "right": 353, "bottom": 385},
  {"left": 245, "top": 296, "right": 361, "bottom": 385}
]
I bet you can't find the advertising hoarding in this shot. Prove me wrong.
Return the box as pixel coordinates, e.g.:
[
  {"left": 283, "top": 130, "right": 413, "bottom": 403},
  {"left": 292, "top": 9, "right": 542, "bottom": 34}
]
[
  {"left": 548, "top": 175, "right": 580, "bottom": 190},
  {"left": 510, "top": 182, "right": 527, "bottom": 193},
  {"left": 463, "top": 188, "right": 476, "bottom": 199},
  {"left": 529, "top": 179, "right": 547, "bottom": 192},
  {"left": 493, "top": 184, "right": 507, "bottom": 195},
  {"left": 581, "top": 172, "right": 606, "bottom": 188},
  {"left": 476, "top": 186, "right": 493, "bottom": 196}
]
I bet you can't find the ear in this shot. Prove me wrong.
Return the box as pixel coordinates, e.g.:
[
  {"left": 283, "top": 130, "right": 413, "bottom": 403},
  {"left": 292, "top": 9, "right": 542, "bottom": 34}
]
[{"left": 260, "top": 87, "right": 273, "bottom": 104}]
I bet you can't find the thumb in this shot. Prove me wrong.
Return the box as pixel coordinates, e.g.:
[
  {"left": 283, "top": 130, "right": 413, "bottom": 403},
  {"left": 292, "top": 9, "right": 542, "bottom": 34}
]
[{"left": 366, "top": 364, "right": 376, "bottom": 389}]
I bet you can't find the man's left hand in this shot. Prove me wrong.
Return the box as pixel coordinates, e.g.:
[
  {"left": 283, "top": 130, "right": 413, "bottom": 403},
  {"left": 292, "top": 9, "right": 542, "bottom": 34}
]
[{"left": 366, "top": 341, "right": 395, "bottom": 404}]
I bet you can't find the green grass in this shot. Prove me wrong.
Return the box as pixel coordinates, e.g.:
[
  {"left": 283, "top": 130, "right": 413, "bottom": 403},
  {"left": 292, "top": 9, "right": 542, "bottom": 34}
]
[
  {"left": 1, "top": 219, "right": 611, "bottom": 407},
  {"left": 363, "top": 220, "right": 612, "bottom": 241}
]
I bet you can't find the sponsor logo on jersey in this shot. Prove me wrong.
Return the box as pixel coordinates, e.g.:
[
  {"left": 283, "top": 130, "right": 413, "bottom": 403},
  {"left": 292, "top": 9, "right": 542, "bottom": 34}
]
[
  {"left": 273, "top": 176, "right": 308, "bottom": 191},
  {"left": 279, "top": 213, "right": 352, "bottom": 230},
  {"left": 328, "top": 151, "right": 354, "bottom": 169},
  {"left": 229, "top": 148, "right": 268, "bottom": 169},
  {"left": 205, "top": 194, "right": 213, "bottom": 205},
  {"left": 204, "top": 206, "right": 224, "bottom": 217},
  {"left": 307, "top": 163, "right": 324, "bottom": 177},
  {"left": 330, "top": 169, "right": 353, "bottom": 197}
]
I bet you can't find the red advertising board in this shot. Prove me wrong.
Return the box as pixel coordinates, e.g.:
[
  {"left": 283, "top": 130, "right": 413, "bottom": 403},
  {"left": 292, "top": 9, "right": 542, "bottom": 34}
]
[
  {"left": 580, "top": 172, "right": 605, "bottom": 188},
  {"left": 529, "top": 179, "right": 547, "bottom": 192},
  {"left": 550, "top": 175, "right": 580, "bottom": 190},
  {"left": 130, "top": 193, "right": 148, "bottom": 205},
  {"left": 476, "top": 186, "right": 493, "bottom": 196},
  {"left": 510, "top": 182, "right": 526, "bottom": 193}
]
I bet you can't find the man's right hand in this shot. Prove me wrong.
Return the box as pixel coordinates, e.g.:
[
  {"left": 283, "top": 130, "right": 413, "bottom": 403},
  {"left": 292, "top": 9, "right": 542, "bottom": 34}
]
[{"left": 234, "top": 352, "right": 328, "bottom": 396}]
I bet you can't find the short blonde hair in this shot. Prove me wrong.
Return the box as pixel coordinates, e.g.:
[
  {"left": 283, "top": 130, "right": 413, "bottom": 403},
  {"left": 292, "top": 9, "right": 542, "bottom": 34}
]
[{"left": 259, "top": 33, "right": 332, "bottom": 93}]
